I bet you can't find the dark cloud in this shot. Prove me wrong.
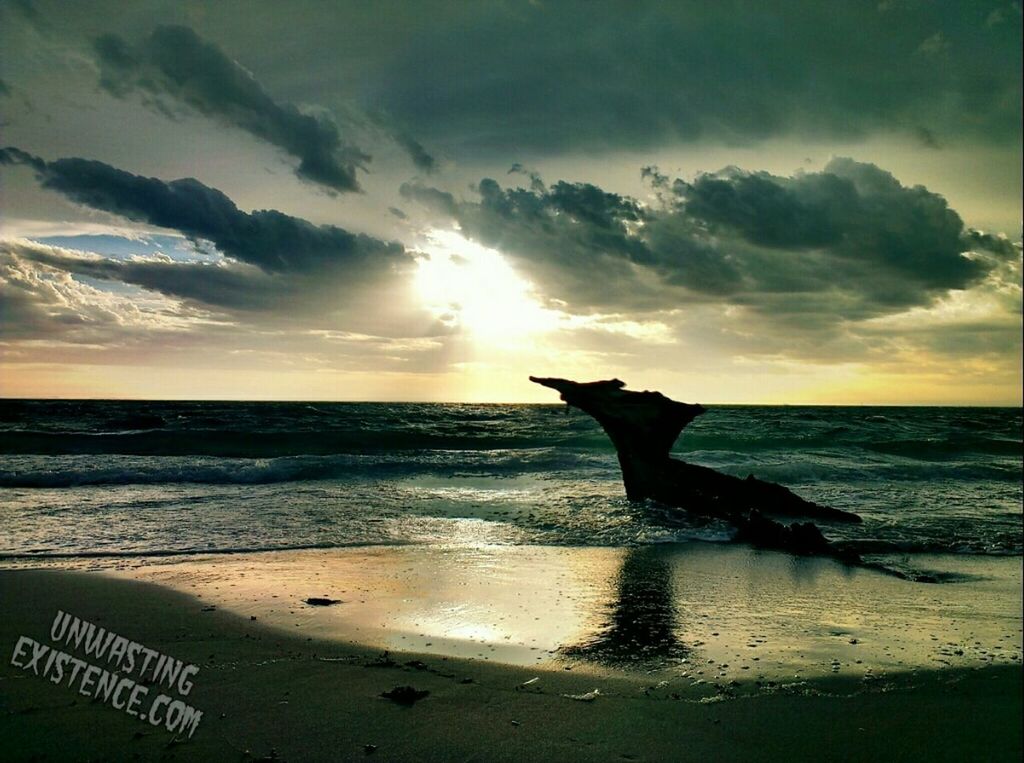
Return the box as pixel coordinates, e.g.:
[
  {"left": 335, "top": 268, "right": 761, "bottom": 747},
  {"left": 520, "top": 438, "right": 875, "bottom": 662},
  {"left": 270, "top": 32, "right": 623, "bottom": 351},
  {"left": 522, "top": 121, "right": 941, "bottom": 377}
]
[
  {"left": 92, "top": 25, "right": 370, "bottom": 193},
  {"left": 399, "top": 182, "right": 457, "bottom": 217},
  {"left": 677, "top": 158, "right": 984, "bottom": 294},
  {"left": 0, "top": 148, "right": 438, "bottom": 340},
  {"left": 358, "top": 1, "right": 1021, "bottom": 155},
  {"left": 0, "top": 236, "right": 457, "bottom": 363},
  {"left": 507, "top": 164, "right": 546, "bottom": 193},
  {"left": 1, "top": 147, "right": 409, "bottom": 277},
  {"left": 914, "top": 126, "right": 941, "bottom": 149},
  {"left": 7, "top": 3, "right": 1019, "bottom": 164},
  {"left": 640, "top": 166, "right": 670, "bottom": 190},
  {"left": 407, "top": 158, "right": 1019, "bottom": 323},
  {"left": 3, "top": 0, "right": 38, "bottom": 21},
  {"left": 0, "top": 241, "right": 455, "bottom": 373},
  {"left": 13, "top": 244, "right": 281, "bottom": 311},
  {"left": 960, "top": 229, "right": 1021, "bottom": 259},
  {"left": 0, "top": 146, "right": 44, "bottom": 171},
  {"left": 393, "top": 132, "right": 436, "bottom": 174}
]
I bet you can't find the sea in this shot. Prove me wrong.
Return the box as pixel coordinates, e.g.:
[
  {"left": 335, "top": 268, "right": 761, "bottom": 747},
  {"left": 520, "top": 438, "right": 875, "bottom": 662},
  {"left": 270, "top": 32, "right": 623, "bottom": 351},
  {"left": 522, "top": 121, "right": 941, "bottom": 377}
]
[{"left": 1, "top": 400, "right": 1020, "bottom": 566}]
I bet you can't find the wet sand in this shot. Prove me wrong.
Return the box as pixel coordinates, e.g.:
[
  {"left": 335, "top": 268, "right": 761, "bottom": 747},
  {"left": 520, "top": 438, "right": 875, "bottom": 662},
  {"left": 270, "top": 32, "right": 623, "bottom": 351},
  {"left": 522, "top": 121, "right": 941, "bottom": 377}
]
[
  {"left": 2, "top": 545, "right": 1022, "bottom": 761},
  {"left": 94, "top": 543, "right": 1024, "bottom": 679}
]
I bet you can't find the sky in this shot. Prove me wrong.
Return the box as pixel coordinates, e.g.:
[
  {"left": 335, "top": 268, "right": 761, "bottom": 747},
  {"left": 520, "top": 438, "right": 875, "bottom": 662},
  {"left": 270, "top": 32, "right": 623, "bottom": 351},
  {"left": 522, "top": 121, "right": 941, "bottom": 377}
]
[{"left": 0, "top": 0, "right": 1020, "bottom": 404}]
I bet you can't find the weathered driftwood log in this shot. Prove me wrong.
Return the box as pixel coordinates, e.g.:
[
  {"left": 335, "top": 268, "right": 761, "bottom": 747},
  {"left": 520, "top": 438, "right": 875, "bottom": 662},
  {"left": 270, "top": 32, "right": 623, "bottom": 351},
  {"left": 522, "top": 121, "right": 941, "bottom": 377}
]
[{"left": 530, "top": 376, "right": 861, "bottom": 558}]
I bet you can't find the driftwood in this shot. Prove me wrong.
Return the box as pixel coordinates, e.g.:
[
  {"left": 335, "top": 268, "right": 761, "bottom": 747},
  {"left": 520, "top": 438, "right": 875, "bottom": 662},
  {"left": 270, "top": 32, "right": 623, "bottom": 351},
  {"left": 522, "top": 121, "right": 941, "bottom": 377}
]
[{"left": 530, "top": 376, "right": 860, "bottom": 559}]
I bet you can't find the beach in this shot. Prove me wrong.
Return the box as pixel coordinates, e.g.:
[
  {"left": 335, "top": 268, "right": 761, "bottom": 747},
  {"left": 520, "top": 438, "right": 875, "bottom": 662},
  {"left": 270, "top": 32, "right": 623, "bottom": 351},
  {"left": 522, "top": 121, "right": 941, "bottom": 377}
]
[
  {"left": 4, "top": 1, "right": 1022, "bottom": 758},
  {"left": 1, "top": 400, "right": 1022, "bottom": 760},
  {"left": 2, "top": 546, "right": 1021, "bottom": 762}
]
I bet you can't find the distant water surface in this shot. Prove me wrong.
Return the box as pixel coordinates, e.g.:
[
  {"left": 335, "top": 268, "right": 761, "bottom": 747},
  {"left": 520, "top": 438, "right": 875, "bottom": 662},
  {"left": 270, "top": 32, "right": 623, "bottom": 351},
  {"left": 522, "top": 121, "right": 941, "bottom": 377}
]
[{"left": 0, "top": 400, "right": 1020, "bottom": 560}]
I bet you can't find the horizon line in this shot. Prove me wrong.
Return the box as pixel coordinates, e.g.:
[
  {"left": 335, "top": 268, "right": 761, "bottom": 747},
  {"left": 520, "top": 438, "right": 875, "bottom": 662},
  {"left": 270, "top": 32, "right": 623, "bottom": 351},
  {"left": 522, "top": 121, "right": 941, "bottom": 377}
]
[{"left": 1, "top": 396, "right": 1021, "bottom": 408}]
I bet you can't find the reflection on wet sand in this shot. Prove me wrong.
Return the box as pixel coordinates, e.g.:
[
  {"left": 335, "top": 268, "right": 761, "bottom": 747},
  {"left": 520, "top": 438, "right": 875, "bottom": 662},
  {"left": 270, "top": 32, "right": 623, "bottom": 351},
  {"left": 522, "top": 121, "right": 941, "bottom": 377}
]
[
  {"left": 119, "top": 542, "right": 1022, "bottom": 680},
  {"left": 562, "top": 546, "right": 688, "bottom": 667}
]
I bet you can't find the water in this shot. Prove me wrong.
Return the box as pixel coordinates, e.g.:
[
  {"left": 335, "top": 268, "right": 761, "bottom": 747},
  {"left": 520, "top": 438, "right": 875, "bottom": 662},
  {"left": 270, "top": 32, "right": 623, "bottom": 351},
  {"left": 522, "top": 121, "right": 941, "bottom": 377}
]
[{"left": 0, "top": 400, "right": 1020, "bottom": 560}]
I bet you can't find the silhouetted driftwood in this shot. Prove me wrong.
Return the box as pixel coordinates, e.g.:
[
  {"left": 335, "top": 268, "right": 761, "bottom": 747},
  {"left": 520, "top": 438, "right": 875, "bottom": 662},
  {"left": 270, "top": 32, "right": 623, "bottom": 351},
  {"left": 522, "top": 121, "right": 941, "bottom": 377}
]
[{"left": 530, "top": 376, "right": 860, "bottom": 559}]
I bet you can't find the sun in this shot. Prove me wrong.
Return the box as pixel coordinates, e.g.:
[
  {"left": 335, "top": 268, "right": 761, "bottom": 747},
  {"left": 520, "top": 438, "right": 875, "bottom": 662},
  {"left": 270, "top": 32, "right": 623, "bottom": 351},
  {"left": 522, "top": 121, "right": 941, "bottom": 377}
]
[{"left": 414, "top": 229, "right": 559, "bottom": 341}]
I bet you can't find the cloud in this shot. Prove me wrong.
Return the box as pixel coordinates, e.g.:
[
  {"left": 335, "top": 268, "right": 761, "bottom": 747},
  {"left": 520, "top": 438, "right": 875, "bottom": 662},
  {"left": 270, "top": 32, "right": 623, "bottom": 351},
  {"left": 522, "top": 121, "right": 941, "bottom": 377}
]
[
  {"left": 360, "top": 2, "right": 1021, "bottom": 154},
  {"left": 92, "top": 25, "right": 370, "bottom": 193},
  {"left": 8, "top": 241, "right": 282, "bottom": 312},
  {"left": 393, "top": 132, "right": 436, "bottom": 174},
  {"left": 7, "top": 4, "right": 1019, "bottom": 166},
  {"left": 0, "top": 242, "right": 204, "bottom": 344},
  {"left": 0, "top": 149, "right": 454, "bottom": 342},
  {"left": 405, "top": 158, "right": 1020, "bottom": 329},
  {"left": 0, "top": 234, "right": 461, "bottom": 377},
  {"left": 678, "top": 158, "right": 985, "bottom": 295},
  {"left": 399, "top": 182, "right": 457, "bottom": 217},
  {"left": 0, "top": 147, "right": 409, "bottom": 277},
  {"left": 4, "top": 0, "right": 38, "bottom": 22},
  {"left": 0, "top": 240, "right": 457, "bottom": 375},
  {"left": 913, "top": 126, "right": 941, "bottom": 149},
  {"left": 2, "top": 148, "right": 1019, "bottom": 379},
  {"left": 915, "top": 31, "right": 950, "bottom": 56}
]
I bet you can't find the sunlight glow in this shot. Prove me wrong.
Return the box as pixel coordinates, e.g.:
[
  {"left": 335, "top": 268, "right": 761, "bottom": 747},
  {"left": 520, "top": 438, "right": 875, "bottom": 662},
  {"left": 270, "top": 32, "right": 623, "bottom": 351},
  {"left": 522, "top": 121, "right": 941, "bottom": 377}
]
[{"left": 414, "top": 230, "right": 560, "bottom": 341}]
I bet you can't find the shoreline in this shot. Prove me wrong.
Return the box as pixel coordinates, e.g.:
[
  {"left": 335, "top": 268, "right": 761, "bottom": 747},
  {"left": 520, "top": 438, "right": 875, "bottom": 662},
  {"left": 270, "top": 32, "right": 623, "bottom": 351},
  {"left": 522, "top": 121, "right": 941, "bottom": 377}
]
[
  {"left": 2, "top": 555, "right": 1021, "bottom": 761},
  {"left": 4, "top": 542, "right": 1022, "bottom": 679}
]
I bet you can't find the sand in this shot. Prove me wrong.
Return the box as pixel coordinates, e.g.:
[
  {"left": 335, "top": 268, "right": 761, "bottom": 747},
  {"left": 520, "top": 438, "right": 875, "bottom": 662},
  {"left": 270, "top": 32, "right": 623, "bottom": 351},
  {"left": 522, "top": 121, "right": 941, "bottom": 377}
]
[
  {"left": 112, "top": 543, "right": 1023, "bottom": 679},
  {"left": 1, "top": 549, "right": 1021, "bottom": 762}
]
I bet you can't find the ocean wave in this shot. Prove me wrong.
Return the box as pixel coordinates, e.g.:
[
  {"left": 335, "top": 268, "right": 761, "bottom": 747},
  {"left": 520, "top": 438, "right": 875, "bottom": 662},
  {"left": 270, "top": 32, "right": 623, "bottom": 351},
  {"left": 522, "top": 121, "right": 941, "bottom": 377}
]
[
  {"left": 701, "top": 457, "right": 1023, "bottom": 484},
  {"left": 2, "top": 533, "right": 1018, "bottom": 563},
  {"left": 0, "top": 428, "right": 615, "bottom": 456},
  {"left": 861, "top": 437, "right": 1023, "bottom": 459},
  {"left": 3, "top": 448, "right": 1016, "bottom": 488},
  {"left": 2, "top": 425, "right": 1020, "bottom": 462},
  {"left": 0, "top": 449, "right": 614, "bottom": 487},
  {"left": 1, "top": 401, "right": 1019, "bottom": 562},
  {"left": 0, "top": 540, "right": 412, "bottom": 560},
  {"left": 678, "top": 434, "right": 1022, "bottom": 460}
]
